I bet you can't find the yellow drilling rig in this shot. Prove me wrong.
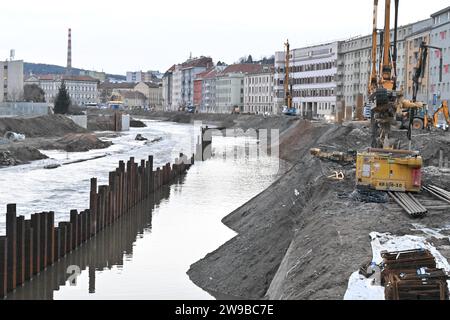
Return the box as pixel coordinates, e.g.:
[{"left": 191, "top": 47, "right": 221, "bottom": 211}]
[
  {"left": 281, "top": 40, "right": 297, "bottom": 116},
  {"left": 356, "top": 0, "right": 423, "bottom": 193}
]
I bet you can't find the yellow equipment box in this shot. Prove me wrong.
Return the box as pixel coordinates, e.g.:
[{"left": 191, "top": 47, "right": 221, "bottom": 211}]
[{"left": 356, "top": 148, "right": 423, "bottom": 192}]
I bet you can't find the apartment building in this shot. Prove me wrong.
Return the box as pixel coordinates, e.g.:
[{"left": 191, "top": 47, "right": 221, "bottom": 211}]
[
  {"left": 163, "top": 57, "right": 213, "bottom": 111},
  {"left": 98, "top": 82, "right": 135, "bottom": 103},
  {"left": 192, "top": 66, "right": 226, "bottom": 113},
  {"left": 126, "top": 70, "right": 162, "bottom": 83},
  {"left": 25, "top": 75, "right": 99, "bottom": 106},
  {"left": 134, "top": 81, "right": 163, "bottom": 110},
  {"left": 116, "top": 90, "right": 147, "bottom": 109},
  {"left": 243, "top": 66, "right": 275, "bottom": 114},
  {"left": 404, "top": 27, "right": 431, "bottom": 103},
  {"left": 0, "top": 60, "right": 24, "bottom": 102},
  {"left": 274, "top": 42, "right": 338, "bottom": 119},
  {"left": 337, "top": 19, "right": 432, "bottom": 117},
  {"left": 162, "top": 65, "right": 175, "bottom": 111},
  {"left": 429, "top": 7, "right": 450, "bottom": 107},
  {"left": 216, "top": 64, "right": 262, "bottom": 114}
]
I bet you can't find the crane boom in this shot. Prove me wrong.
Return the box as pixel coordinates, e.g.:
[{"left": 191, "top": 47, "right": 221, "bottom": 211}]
[
  {"left": 284, "top": 40, "right": 292, "bottom": 109},
  {"left": 369, "top": 0, "right": 379, "bottom": 95}
]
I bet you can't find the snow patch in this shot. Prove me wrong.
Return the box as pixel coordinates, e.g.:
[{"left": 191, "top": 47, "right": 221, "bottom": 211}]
[{"left": 344, "top": 232, "right": 450, "bottom": 300}]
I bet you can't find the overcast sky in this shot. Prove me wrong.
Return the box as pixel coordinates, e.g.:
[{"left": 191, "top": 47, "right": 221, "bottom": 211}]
[{"left": 0, "top": 0, "right": 446, "bottom": 75}]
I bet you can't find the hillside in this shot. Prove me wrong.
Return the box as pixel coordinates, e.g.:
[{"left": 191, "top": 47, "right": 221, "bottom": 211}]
[{"left": 23, "top": 62, "right": 126, "bottom": 81}]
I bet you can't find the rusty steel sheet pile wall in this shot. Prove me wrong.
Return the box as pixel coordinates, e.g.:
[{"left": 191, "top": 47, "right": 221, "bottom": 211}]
[{"left": 0, "top": 152, "right": 195, "bottom": 298}]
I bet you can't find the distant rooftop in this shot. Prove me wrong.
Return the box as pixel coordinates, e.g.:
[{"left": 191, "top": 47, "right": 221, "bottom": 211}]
[
  {"left": 219, "top": 64, "right": 264, "bottom": 76},
  {"left": 27, "top": 74, "right": 99, "bottom": 82}
]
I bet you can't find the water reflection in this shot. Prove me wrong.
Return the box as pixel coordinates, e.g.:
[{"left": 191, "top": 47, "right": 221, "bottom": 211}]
[
  {"left": 6, "top": 181, "right": 175, "bottom": 300},
  {"left": 4, "top": 130, "right": 283, "bottom": 300}
]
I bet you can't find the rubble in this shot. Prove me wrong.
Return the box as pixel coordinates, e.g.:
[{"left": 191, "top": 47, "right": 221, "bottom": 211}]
[
  {"left": 135, "top": 134, "right": 148, "bottom": 141},
  {"left": 130, "top": 119, "right": 147, "bottom": 128},
  {"left": 53, "top": 133, "right": 112, "bottom": 152}
]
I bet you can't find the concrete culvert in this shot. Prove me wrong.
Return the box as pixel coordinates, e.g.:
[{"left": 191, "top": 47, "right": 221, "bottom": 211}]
[{"left": 4, "top": 131, "right": 26, "bottom": 141}]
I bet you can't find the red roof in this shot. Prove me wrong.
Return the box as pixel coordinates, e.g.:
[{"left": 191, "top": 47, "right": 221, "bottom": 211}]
[
  {"left": 165, "top": 64, "right": 176, "bottom": 74},
  {"left": 194, "top": 67, "right": 216, "bottom": 80},
  {"left": 181, "top": 56, "right": 213, "bottom": 69},
  {"left": 220, "top": 64, "right": 263, "bottom": 75}
]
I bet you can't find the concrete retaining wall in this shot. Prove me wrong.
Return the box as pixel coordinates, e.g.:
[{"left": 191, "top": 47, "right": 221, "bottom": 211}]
[
  {"left": 67, "top": 115, "right": 88, "bottom": 129},
  {"left": 122, "top": 114, "right": 130, "bottom": 131},
  {"left": 0, "top": 102, "right": 51, "bottom": 117}
]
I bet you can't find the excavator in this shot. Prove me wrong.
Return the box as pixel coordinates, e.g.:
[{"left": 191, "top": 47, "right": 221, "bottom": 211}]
[
  {"left": 281, "top": 40, "right": 297, "bottom": 116},
  {"left": 356, "top": 0, "right": 423, "bottom": 193},
  {"left": 402, "top": 41, "right": 449, "bottom": 131}
]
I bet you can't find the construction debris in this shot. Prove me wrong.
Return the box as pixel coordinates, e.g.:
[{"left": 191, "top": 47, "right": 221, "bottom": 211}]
[
  {"left": 327, "top": 171, "right": 345, "bottom": 180},
  {"left": 388, "top": 192, "right": 428, "bottom": 218},
  {"left": 135, "top": 134, "right": 148, "bottom": 141},
  {"left": 310, "top": 148, "right": 356, "bottom": 165},
  {"left": 4, "top": 131, "right": 25, "bottom": 141},
  {"left": 348, "top": 189, "right": 389, "bottom": 203},
  {"left": 381, "top": 249, "right": 449, "bottom": 300}
]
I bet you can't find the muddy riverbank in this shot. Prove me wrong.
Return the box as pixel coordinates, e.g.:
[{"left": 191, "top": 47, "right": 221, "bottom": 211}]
[{"left": 0, "top": 115, "right": 113, "bottom": 166}]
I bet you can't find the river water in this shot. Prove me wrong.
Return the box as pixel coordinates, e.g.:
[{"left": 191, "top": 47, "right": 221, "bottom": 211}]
[{"left": 1, "top": 120, "right": 283, "bottom": 300}]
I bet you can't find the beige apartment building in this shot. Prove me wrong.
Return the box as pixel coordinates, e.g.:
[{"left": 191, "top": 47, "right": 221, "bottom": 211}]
[
  {"left": 243, "top": 66, "right": 275, "bottom": 114},
  {"left": 134, "top": 81, "right": 163, "bottom": 110},
  {"left": 0, "top": 60, "right": 24, "bottom": 102}
]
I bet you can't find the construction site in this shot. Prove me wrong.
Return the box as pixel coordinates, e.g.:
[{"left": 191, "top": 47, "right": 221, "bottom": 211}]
[
  {"left": 186, "top": 0, "right": 450, "bottom": 300},
  {"left": 1, "top": 0, "right": 450, "bottom": 305}
]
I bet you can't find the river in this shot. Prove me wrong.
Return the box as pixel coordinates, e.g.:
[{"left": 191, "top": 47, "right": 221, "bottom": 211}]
[{"left": 1, "top": 119, "right": 283, "bottom": 299}]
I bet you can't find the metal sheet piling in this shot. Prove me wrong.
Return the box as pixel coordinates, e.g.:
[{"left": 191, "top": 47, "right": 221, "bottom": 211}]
[
  {"left": 0, "top": 149, "right": 199, "bottom": 297},
  {"left": 6, "top": 204, "right": 17, "bottom": 291}
]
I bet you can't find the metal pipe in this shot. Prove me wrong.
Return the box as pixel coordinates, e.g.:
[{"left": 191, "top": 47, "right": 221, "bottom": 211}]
[
  {"left": 367, "top": 148, "right": 419, "bottom": 155},
  {"left": 369, "top": 0, "right": 379, "bottom": 94},
  {"left": 383, "top": 0, "right": 392, "bottom": 80},
  {"left": 392, "top": 0, "right": 399, "bottom": 89}
]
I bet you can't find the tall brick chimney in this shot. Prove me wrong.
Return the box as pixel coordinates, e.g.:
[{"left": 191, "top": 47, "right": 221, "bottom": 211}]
[{"left": 66, "top": 28, "right": 72, "bottom": 75}]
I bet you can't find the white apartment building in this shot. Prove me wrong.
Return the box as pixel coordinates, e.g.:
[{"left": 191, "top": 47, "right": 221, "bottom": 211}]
[
  {"left": 25, "top": 75, "right": 99, "bottom": 106},
  {"left": 171, "top": 65, "right": 183, "bottom": 110},
  {"left": 274, "top": 42, "right": 338, "bottom": 119},
  {"left": 0, "top": 60, "right": 24, "bottom": 102},
  {"left": 243, "top": 66, "right": 275, "bottom": 114}
]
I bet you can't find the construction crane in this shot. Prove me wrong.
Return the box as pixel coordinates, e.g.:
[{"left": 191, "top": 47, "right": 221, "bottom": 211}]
[
  {"left": 402, "top": 41, "right": 449, "bottom": 131},
  {"left": 356, "top": 0, "right": 423, "bottom": 193},
  {"left": 282, "top": 40, "right": 296, "bottom": 116},
  {"left": 367, "top": 0, "right": 401, "bottom": 149}
]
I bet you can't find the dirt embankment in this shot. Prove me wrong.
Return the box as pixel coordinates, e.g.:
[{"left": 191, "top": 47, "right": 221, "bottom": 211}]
[
  {"left": 187, "top": 121, "right": 450, "bottom": 300},
  {"left": 0, "top": 115, "right": 111, "bottom": 166},
  {"left": 0, "top": 114, "right": 87, "bottom": 137}
]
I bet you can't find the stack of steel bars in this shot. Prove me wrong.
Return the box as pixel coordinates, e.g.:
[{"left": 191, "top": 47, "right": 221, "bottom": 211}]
[
  {"left": 388, "top": 192, "right": 428, "bottom": 218},
  {"left": 423, "top": 185, "right": 450, "bottom": 205},
  {"left": 381, "top": 249, "right": 449, "bottom": 300}
]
